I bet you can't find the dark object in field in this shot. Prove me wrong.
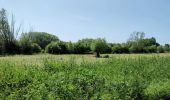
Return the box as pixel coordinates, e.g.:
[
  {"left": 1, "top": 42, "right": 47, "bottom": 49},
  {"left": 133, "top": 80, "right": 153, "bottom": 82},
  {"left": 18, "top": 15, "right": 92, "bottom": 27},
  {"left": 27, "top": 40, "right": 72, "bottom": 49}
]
[
  {"left": 103, "top": 55, "right": 109, "bottom": 58},
  {"left": 94, "top": 54, "right": 109, "bottom": 58}
]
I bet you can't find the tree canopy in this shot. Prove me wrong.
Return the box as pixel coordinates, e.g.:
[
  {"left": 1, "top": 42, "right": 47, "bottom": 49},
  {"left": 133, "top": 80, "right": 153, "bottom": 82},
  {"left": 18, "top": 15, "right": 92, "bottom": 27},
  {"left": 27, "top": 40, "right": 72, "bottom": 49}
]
[
  {"left": 91, "top": 38, "right": 108, "bottom": 57},
  {"left": 20, "top": 32, "right": 59, "bottom": 49}
]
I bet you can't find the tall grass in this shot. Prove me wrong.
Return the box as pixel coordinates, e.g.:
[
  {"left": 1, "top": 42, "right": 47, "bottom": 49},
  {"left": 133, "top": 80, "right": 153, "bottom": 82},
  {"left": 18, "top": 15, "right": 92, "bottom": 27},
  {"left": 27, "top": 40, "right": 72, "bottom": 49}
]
[{"left": 0, "top": 54, "right": 170, "bottom": 99}]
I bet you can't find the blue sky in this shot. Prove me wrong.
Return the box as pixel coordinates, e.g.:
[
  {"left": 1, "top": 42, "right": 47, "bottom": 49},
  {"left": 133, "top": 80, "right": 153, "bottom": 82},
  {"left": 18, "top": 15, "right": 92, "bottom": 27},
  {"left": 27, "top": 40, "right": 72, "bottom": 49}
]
[{"left": 1, "top": 0, "right": 170, "bottom": 44}]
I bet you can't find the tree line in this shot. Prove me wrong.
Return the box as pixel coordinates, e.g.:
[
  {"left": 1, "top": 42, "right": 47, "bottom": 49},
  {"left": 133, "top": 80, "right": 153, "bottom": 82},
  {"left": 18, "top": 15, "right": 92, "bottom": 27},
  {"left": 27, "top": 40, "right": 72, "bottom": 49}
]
[{"left": 0, "top": 8, "right": 170, "bottom": 57}]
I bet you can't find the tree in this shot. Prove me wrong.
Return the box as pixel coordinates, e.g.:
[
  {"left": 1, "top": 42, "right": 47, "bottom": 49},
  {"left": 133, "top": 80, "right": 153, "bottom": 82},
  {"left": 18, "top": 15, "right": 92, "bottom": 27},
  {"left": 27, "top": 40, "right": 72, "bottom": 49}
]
[
  {"left": 57, "top": 41, "right": 68, "bottom": 54},
  {"left": 72, "top": 38, "right": 95, "bottom": 54},
  {"left": 19, "top": 32, "right": 33, "bottom": 54},
  {"left": 148, "top": 45, "right": 157, "bottom": 53},
  {"left": 66, "top": 42, "right": 75, "bottom": 54},
  {"left": 45, "top": 42, "right": 60, "bottom": 54},
  {"left": 112, "top": 44, "right": 122, "bottom": 54},
  {"left": 0, "top": 36, "right": 3, "bottom": 54},
  {"left": 105, "top": 44, "right": 112, "bottom": 54},
  {"left": 144, "top": 45, "right": 157, "bottom": 53},
  {"left": 143, "top": 37, "right": 157, "bottom": 46},
  {"left": 31, "top": 43, "right": 42, "bottom": 53},
  {"left": 77, "top": 39, "right": 95, "bottom": 52},
  {"left": 128, "top": 32, "right": 145, "bottom": 42},
  {"left": 164, "top": 44, "right": 170, "bottom": 52},
  {"left": 0, "top": 8, "right": 20, "bottom": 54},
  {"left": 91, "top": 38, "right": 108, "bottom": 57},
  {"left": 20, "top": 32, "right": 59, "bottom": 49},
  {"left": 127, "top": 32, "right": 145, "bottom": 53},
  {"left": 45, "top": 41, "right": 68, "bottom": 54},
  {"left": 157, "top": 46, "right": 164, "bottom": 53},
  {"left": 74, "top": 42, "right": 88, "bottom": 54}
]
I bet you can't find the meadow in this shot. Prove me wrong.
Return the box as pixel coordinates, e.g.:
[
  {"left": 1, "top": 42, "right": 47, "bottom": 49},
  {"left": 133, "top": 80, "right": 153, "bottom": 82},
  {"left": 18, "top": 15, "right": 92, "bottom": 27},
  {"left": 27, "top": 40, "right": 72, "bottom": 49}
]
[{"left": 0, "top": 54, "right": 170, "bottom": 100}]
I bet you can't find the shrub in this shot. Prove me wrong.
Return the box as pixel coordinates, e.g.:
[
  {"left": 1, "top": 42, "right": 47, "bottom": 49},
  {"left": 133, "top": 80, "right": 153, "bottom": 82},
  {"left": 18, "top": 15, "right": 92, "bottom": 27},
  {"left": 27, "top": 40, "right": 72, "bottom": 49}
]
[
  {"left": 74, "top": 42, "right": 88, "bottom": 54},
  {"left": 112, "top": 44, "right": 122, "bottom": 54},
  {"left": 148, "top": 45, "right": 157, "bottom": 53},
  {"left": 20, "top": 42, "right": 32, "bottom": 54},
  {"left": 20, "top": 42, "right": 41, "bottom": 54},
  {"left": 45, "top": 41, "right": 68, "bottom": 54},
  {"left": 57, "top": 41, "right": 68, "bottom": 54},
  {"left": 157, "top": 46, "right": 164, "bottom": 53},
  {"left": 66, "top": 42, "right": 75, "bottom": 54},
  {"left": 45, "top": 42, "right": 60, "bottom": 54},
  {"left": 4, "top": 41, "right": 21, "bottom": 54},
  {"left": 129, "top": 46, "right": 136, "bottom": 53},
  {"left": 20, "top": 32, "right": 59, "bottom": 49},
  {"left": 164, "top": 44, "right": 170, "bottom": 52},
  {"left": 31, "top": 43, "right": 42, "bottom": 53}
]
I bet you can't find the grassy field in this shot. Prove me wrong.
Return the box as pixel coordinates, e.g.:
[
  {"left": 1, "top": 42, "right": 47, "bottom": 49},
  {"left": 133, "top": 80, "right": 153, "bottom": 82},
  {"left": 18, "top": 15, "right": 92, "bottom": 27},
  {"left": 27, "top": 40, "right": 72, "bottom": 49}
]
[{"left": 0, "top": 54, "right": 170, "bottom": 99}]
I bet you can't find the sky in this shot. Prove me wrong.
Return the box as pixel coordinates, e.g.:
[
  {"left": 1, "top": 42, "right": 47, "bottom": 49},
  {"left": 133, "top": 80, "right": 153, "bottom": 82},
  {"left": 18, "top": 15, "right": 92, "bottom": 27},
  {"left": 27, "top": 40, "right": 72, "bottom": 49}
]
[{"left": 0, "top": 0, "right": 170, "bottom": 44}]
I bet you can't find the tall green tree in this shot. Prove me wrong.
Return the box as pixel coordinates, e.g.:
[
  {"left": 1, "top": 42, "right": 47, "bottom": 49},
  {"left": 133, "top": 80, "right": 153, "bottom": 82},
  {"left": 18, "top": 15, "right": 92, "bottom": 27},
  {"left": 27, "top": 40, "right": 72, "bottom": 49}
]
[
  {"left": 0, "top": 8, "right": 20, "bottom": 54},
  {"left": 20, "top": 32, "right": 59, "bottom": 49},
  {"left": 91, "top": 38, "right": 108, "bottom": 57}
]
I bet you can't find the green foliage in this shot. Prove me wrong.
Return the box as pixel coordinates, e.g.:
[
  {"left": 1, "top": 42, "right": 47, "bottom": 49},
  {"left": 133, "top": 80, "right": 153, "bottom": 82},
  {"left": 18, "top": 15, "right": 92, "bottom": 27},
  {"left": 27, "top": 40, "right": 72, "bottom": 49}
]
[
  {"left": 77, "top": 39, "right": 95, "bottom": 52},
  {"left": 74, "top": 42, "right": 88, "bottom": 54},
  {"left": 145, "top": 81, "right": 170, "bottom": 99},
  {"left": 0, "top": 54, "right": 170, "bottom": 99},
  {"left": 0, "top": 41, "right": 2, "bottom": 54},
  {"left": 164, "top": 44, "right": 170, "bottom": 52},
  {"left": 19, "top": 37, "right": 33, "bottom": 54},
  {"left": 127, "top": 32, "right": 160, "bottom": 53},
  {"left": 45, "top": 42, "right": 60, "bottom": 54},
  {"left": 45, "top": 41, "right": 68, "bottom": 54},
  {"left": 157, "top": 46, "right": 164, "bottom": 53},
  {"left": 20, "top": 38, "right": 41, "bottom": 54},
  {"left": 66, "top": 42, "right": 75, "bottom": 54},
  {"left": 0, "top": 8, "right": 20, "bottom": 54},
  {"left": 91, "top": 38, "right": 108, "bottom": 57},
  {"left": 20, "top": 32, "right": 59, "bottom": 49},
  {"left": 144, "top": 45, "right": 157, "bottom": 53},
  {"left": 31, "top": 43, "right": 42, "bottom": 53},
  {"left": 112, "top": 44, "right": 129, "bottom": 54}
]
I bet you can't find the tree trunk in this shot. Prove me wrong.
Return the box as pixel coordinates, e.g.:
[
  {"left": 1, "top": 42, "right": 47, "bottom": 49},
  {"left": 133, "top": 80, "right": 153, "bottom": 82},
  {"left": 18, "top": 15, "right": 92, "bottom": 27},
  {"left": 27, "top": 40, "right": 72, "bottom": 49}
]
[{"left": 96, "top": 51, "right": 100, "bottom": 58}]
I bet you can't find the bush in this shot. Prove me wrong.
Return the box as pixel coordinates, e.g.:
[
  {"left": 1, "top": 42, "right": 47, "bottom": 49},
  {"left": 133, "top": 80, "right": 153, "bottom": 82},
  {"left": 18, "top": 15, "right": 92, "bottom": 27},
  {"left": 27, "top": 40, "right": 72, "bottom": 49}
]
[
  {"left": 66, "top": 42, "right": 75, "bottom": 54},
  {"left": 74, "top": 42, "right": 88, "bottom": 54},
  {"left": 45, "top": 42, "right": 60, "bottom": 54},
  {"left": 20, "top": 42, "right": 32, "bottom": 54},
  {"left": 4, "top": 41, "right": 20, "bottom": 54},
  {"left": 105, "top": 45, "right": 112, "bottom": 54},
  {"left": 164, "top": 44, "right": 170, "bottom": 52},
  {"left": 31, "top": 43, "right": 42, "bottom": 53},
  {"left": 143, "top": 45, "right": 157, "bottom": 53},
  {"left": 20, "top": 32, "right": 59, "bottom": 49},
  {"left": 157, "top": 46, "right": 164, "bottom": 53},
  {"left": 58, "top": 41, "right": 68, "bottom": 54},
  {"left": 112, "top": 44, "right": 129, "bottom": 54},
  {"left": 20, "top": 42, "right": 41, "bottom": 54},
  {"left": 45, "top": 41, "right": 68, "bottom": 54},
  {"left": 148, "top": 45, "right": 157, "bottom": 53},
  {"left": 112, "top": 44, "right": 122, "bottom": 54}
]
